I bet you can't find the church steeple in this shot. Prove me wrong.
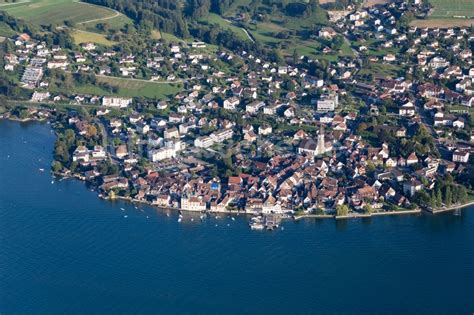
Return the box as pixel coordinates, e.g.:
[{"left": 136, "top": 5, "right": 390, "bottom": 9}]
[{"left": 316, "top": 124, "right": 325, "bottom": 156}]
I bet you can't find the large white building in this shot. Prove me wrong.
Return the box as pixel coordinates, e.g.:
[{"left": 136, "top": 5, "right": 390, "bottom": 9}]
[
  {"left": 246, "top": 101, "right": 265, "bottom": 114},
  {"left": 181, "top": 196, "right": 207, "bottom": 211},
  {"left": 223, "top": 97, "right": 240, "bottom": 110},
  {"left": 317, "top": 94, "right": 338, "bottom": 112},
  {"left": 102, "top": 97, "right": 132, "bottom": 108},
  {"left": 31, "top": 91, "right": 50, "bottom": 102},
  {"left": 452, "top": 150, "right": 470, "bottom": 163},
  {"left": 194, "top": 136, "right": 215, "bottom": 148},
  {"left": 211, "top": 129, "right": 233, "bottom": 143},
  {"left": 148, "top": 147, "right": 176, "bottom": 162}
]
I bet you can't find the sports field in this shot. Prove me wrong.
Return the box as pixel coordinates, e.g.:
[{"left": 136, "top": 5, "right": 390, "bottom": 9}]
[
  {"left": 73, "top": 76, "right": 183, "bottom": 99},
  {"left": 429, "top": 0, "right": 474, "bottom": 18}
]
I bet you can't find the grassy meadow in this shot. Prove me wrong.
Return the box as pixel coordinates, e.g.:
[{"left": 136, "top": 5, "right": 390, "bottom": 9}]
[
  {"left": 71, "top": 29, "right": 116, "bottom": 46},
  {"left": 68, "top": 76, "right": 184, "bottom": 99},
  {"left": 1, "top": 0, "right": 116, "bottom": 26},
  {"left": 429, "top": 0, "right": 474, "bottom": 18}
]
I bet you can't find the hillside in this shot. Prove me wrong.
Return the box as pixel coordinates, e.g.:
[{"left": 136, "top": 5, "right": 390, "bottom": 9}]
[{"left": 80, "top": 0, "right": 353, "bottom": 59}]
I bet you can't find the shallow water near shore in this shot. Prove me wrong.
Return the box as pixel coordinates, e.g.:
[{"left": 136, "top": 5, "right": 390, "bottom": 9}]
[{"left": 1, "top": 120, "right": 473, "bottom": 314}]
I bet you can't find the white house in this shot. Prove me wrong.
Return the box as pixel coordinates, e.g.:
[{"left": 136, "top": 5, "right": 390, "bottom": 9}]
[{"left": 102, "top": 97, "right": 132, "bottom": 108}]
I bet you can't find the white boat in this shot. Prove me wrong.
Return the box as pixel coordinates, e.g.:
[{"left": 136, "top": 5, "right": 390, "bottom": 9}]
[
  {"left": 231, "top": 217, "right": 235, "bottom": 221},
  {"left": 120, "top": 208, "right": 125, "bottom": 211},
  {"left": 178, "top": 217, "right": 182, "bottom": 223},
  {"left": 39, "top": 168, "right": 44, "bottom": 172},
  {"left": 51, "top": 180, "right": 54, "bottom": 184},
  {"left": 250, "top": 222, "right": 264, "bottom": 230},
  {"left": 123, "top": 215, "right": 128, "bottom": 218}
]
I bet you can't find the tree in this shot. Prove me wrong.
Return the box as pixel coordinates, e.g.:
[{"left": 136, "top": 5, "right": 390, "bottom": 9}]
[
  {"left": 429, "top": 191, "right": 436, "bottom": 208},
  {"left": 444, "top": 186, "right": 452, "bottom": 207},
  {"left": 54, "top": 140, "right": 69, "bottom": 163},
  {"left": 435, "top": 188, "right": 442, "bottom": 208},
  {"left": 292, "top": 49, "right": 300, "bottom": 64},
  {"left": 64, "top": 20, "right": 75, "bottom": 28},
  {"left": 52, "top": 160, "right": 62, "bottom": 173},
  {"left": 363, "top": 204, "right": 373, "bottom": 214},
  {"left": 457, "top": 185, "right": 468, "bottom": 204},
  {"left": 336, "top": 204, "right": 349, "bottom": 216},
  {"left": 86, "top": 125, "right": 97, "bottom": 138},
  {"left": 64, "top": 129, "right": 76, "bottom": 147}
]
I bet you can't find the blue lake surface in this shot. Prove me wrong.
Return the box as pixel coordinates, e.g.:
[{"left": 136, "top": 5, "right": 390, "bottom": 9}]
[{"left": 0, "top": 120, "right": 473, "bottom": 314}]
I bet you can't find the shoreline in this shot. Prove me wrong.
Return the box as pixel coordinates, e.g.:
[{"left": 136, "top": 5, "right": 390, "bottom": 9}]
[
  {"left": 294, "top": 208, "right": 422, "bottom": 221},
  {"left": 54, "top": 172, "right": 474, "bottom": 221},
  {"left": 5, "top": 117, "right": 474, "bottom": 222},
  {"left": 426, "top": 201, "right": 474, "bottom": 214}
]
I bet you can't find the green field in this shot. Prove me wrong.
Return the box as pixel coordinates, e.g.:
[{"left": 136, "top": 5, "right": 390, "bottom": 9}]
[
  {"left": 69, "top": 76, "right": 183, "bottom": 99},
  {"left": 358, "top": 62, "right": 399, "bottom": 77},
  {"left": 76, "top": 14, "right": 133, "bottom": 33},
  {"left": 72, "top": 29, "right": 116, "bottom": 46},
  {"left": 0, "top": 21, "right": 16, "bottom": 36},
  {"left": 429, "top": 0, "right": 474, "bottom": 18},
  {"left": 199, "top": 13, "right": 249, "bottom": 41},
  {"left": 1, "top": 0, "right": 118, "bottom": 26}
]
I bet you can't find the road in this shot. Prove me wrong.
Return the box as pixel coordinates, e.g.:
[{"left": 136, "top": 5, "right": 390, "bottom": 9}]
[
  {"left": 75, "top": 1, "right": 121, "bottom": 25},
  {"left": 223, "top": 18, "right": 255, "bottom": 43},
  {"left": 7, "top": 99, "right": 100, "bottom": 109},
  {"left": 95, "top": 73, "right": 184, "bottom": 84}
]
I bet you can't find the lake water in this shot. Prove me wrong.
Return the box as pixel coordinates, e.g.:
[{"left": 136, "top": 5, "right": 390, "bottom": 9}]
[{"left": 0, "top": 120, "right": 473, "bottom": 314}]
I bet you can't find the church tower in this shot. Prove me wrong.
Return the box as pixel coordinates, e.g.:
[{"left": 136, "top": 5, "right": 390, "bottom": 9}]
[{"left": 316, "top": 125, "right": 325, "bottom": 156}]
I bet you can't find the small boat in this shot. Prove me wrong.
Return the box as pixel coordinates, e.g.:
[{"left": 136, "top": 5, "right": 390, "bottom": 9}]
[
  {"left": 250, "top": 222, "right": 264, "bottom": 230},
  {"left": 178, "top": 217, "right": 182, "bottom": 223},
  {"left": 231, "top": 217, "right": 235, "bottom": 221},
  {"left": 51, "top": 180, "right": 54, "bottom": 184},
  {"left": 191, "top": 218, "right": 194, "bottom": 222},
  {"left": 454, "top": 208, "right": 461, "bottom": 216},
  {"left": 134, "top": 206, "right": 138, "bottom": 209},
  {"left": 123, "top": 215, "right": 128, "bottom": 218},
  {"left": 120, "top": 208, "right": 125, "bottom": 211},
  {"left": 39, "top": 168, "right": 44, "bottom": 172}
]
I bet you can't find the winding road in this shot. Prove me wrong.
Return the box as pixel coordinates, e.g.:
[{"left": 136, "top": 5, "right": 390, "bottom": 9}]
[
  {"left": 75, "top": 1, "right": 121, "bottom": 26},
  {"left": 223, "top": 18, "right": 255, "bottom": 43}
]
